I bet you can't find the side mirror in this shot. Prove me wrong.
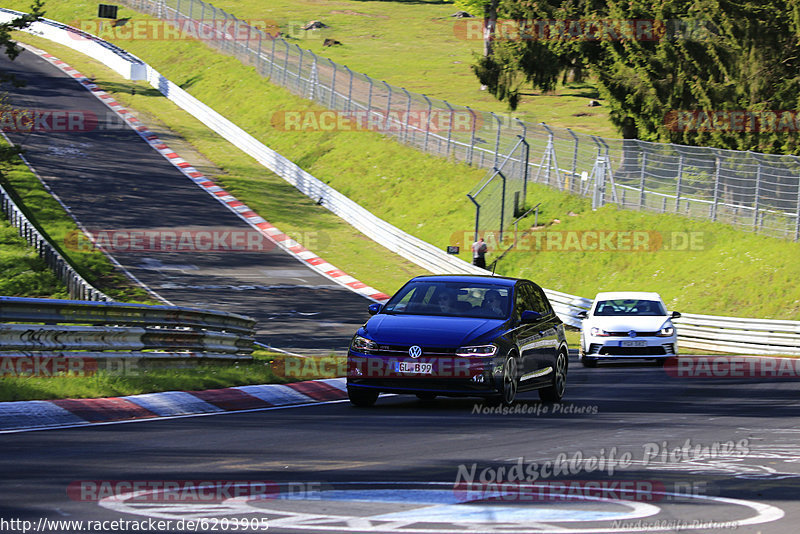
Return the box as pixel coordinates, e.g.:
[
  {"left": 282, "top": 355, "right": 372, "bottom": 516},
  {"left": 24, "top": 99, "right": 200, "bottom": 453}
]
[
  {"left": 576, "top": 310, "right": 588, "bottom": 319},
  {"left": 520, "top": 310, "right": 542, "bottom": 324},
  {"left": 368, "top": 303, "right": 382, "bottom": 315},
  {"left": 671, "top": 311, "right": 681, "bottom": 319}
]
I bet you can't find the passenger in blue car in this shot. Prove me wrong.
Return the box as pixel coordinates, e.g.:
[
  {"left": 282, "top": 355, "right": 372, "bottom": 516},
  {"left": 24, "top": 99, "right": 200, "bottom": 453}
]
[
  {"left": 481, "top": 290, "right": 505, "bottom": 318},
  {"left": 435, "top": 290, "right": 460, "bottom": 315}
]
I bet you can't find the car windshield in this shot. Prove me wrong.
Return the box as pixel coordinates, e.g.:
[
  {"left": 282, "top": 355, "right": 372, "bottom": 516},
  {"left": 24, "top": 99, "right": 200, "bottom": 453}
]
[
  {"left": 382, "top": 281, "right": 511, "bottom": 319},
  {"left": 593, "top": 299, "right": 666, "bottom": 316}
]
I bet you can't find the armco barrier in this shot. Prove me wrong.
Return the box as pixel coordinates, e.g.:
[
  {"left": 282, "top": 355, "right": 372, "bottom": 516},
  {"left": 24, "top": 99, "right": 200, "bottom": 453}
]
[
  {"left": 0, "top": 181, "right": 111, "bottom": 302},
  {"left": 0, "top": 296, "right": 256, "bottom": 362},
  {"left": 7, "top": 11, "right": 800, "bottom": 355}
]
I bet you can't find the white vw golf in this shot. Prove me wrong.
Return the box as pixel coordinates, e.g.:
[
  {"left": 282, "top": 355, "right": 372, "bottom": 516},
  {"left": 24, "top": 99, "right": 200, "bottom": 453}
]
[{"left": 577, "top": 291, "right": 680, "bottom": 367}]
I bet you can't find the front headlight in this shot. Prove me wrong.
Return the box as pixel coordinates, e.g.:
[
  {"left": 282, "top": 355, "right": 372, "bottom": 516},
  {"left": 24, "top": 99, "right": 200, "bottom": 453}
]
[
  {"left": 657, "top": 326, "right": 675, "bottom": 337},
  {"left": 350, "top": 335, "right": 379, "bottom": 352},
  {"left": 590, "top": 327, "right": 610, "bottom": 337},
  {"left": 456, "top": 344, "right": 498, "bottom": 357}
]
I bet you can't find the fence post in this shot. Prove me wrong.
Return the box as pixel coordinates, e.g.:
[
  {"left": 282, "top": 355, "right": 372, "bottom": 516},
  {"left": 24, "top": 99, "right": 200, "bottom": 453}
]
[
  {"left": 567, "top": 128, "right": 578, "bottom": 193},
  {"left": 383, "top": 81, "right": 392, "bottom": 134},
  {"left": 753, "top": 160, "right": 762, "bottom": 231},
  {"left": 423, "top": 95, "right": 432, "bottom": 151},
  {"left": 516, "top": 118, "right": 528, "bottom": 202},
  {"left": 540, "top": 123, "right": 555, "bottom": 188},
  {"left": 795, "top": 172, "right": 800, "bottom": 241},
  {"left": 367, "top": 77, "right": 374, "bottom": 115},
  {"left": 329, "top": 59, "right": 337, "bottom": 109},
  {"left": 466, "top": 107, "right": 477, "bottom": 166},
  {"left": 267, "top": 35, "right": 276, "bottom": 79},
  {"left": 444, "top": 101, "right": 454, "bottom": 157},
  {"left": 256, "top": 30, "right": 263, "bottom": 74},
  {"left": 344, "top": 66, "right": 353, "bottom": 112},
  {"left": 297, "top": 46, "right": 306, "bottom": 95},
  {"left": 639, "top": 150, "right": 647, "bottom": 209},
  {"left": 467, "top": 194, "right": 481, "bottom": 242},
  {"left": 402, "top": 88, "right": 412, "bottom": 143},
  {"left": 711, "top": 155, "right": 720, "bottom": 221},
  {"left": 491, "top": 112, "right": 501, "bottom": 169},
  {"left": 675, "top": 154, "right": 684, "bottom": 213},
  {"left": 592, "top": 150, "right": 606, "bottom": 210},
  {"left": 281, "top": 40, "right": 290, "bottom": 86}
]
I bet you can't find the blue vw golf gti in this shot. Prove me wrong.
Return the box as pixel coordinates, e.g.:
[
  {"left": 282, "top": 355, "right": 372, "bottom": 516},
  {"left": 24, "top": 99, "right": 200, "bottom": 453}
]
[{"left": 346, "top": 275, "right": 569, "bottom": 406}]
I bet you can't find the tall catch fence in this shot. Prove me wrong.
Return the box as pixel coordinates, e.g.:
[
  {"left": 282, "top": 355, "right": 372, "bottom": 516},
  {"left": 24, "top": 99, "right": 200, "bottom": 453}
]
[{"left": 123, "top": 0, "right": 800, "bottom": 240}]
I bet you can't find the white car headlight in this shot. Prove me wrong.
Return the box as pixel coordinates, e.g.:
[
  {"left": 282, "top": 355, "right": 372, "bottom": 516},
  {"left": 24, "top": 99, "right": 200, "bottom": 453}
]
[
  {"left": 657, "top": 326, "right": 675, "bottom": 337},
  {"left": 590, "top": 327, "right": 610, "bottom": 337},
  {"left": 456, "top": 344, "right": 498, "bottom": 357},
  {"left": 350, "top": 335, "right": 379, "bottom": 352}
]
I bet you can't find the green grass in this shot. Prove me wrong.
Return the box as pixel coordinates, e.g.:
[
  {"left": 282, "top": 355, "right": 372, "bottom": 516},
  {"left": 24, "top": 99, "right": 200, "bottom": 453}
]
[
  {"left": 0, "top": 217, "right": 67, "bottom": 298},
  {"left": 0, "top": 350, "right": 300, "bottom": 401}
]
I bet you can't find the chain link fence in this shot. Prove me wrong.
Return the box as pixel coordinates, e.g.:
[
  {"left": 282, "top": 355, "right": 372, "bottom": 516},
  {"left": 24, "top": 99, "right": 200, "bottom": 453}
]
[{"left": 122, "top": 0, "right": 800, "bottom": 241}]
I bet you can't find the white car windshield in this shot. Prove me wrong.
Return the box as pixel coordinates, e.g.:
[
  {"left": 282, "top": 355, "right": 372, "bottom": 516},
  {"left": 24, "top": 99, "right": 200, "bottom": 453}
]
[{"left": 593, "top": 299, "right": 666, "bottom": 316}]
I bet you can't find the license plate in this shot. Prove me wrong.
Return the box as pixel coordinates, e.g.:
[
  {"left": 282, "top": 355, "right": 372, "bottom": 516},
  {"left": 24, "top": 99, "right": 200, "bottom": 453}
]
[
  {"left": 396, "top": 361, "right": 433, "bottom": 374},
  {"left": 621, "top": 340, "right": 648, "bottom": 348}
]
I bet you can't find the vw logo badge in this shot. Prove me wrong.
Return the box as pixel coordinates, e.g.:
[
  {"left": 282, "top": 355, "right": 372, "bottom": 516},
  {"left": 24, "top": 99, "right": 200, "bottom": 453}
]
[
  {"left": 629, "top": 330, "right": 637, "bottom": 338},
  {"left": 408, "top": 345, "right": 422, "bottom": 358}
]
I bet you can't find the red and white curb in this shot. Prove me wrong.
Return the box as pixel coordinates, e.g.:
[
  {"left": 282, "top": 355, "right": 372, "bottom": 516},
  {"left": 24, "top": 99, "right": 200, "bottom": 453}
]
[
  {"left": 27, "top": 44, "right": 390, "bottom": 303},
  {"left": 0, "top": 378, "right": 349, "bottom": 433}
]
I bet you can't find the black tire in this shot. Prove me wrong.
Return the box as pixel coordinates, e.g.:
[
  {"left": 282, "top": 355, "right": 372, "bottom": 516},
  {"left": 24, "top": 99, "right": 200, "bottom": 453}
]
[
  {"left": 416, "top": 393, "right": 437, "bottom": 401},
  {"left": 581, "top": 357, "right": 598, "bottom": 368},
  {"left": 540, "top": 351, "right": 568, "bottom": 402},
  {"left": 348, "top": 387, "right": 379, "bottom": 407},
  {"left": 498, "top": 354, "right": 519, "bottom": 406}
]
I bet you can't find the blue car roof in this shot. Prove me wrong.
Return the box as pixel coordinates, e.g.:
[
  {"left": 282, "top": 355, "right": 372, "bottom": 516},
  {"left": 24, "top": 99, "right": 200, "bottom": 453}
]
[{"left": 408, "top": 274, "right": 519, "bottom": 287}]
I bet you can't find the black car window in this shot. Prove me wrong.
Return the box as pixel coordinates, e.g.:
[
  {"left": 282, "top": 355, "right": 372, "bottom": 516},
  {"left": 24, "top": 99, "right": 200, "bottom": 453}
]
[
  {"left": 382, "top": 280, "right": 511, "bottom": 318},
  {"left": 594, "top": 299, "right": 665, "bottom": 316},
  {"left": 530, "top": 284, "right": 553, "bottom": 315}
]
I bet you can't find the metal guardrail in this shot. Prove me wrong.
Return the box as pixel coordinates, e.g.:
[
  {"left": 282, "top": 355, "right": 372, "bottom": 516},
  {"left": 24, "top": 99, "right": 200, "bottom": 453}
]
[
  {"left": 0, "top": 182, "right": 111, "bottom": 302},
  {"left": 12, "top": 13, "right": 800, "bottom": 356},
  {"left": 0, "top": 296, "right": 256, "bottom": 360}
]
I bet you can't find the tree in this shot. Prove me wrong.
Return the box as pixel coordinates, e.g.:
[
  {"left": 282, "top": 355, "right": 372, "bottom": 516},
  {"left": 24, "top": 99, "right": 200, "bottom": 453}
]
[
  {"left": 0, "top": 1, "right": 45, "bottom": 161},
  {"left": 0, "top": 1, "right": 45, "bottom": 86},
  {"left": 455, "top": 0, "right": 499, "bottom": 59},
  {"left": 471, "top": 0, "right": 800, "bottom": 154}
]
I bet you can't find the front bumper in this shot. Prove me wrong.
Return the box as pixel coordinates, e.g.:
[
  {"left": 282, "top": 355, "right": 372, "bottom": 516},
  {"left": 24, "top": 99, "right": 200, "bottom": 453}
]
[
  {"left": 583, "top": 337, "right": 677, "bottom": 359},
  {"left": 346, "top": 352, "right": 501, "bottom": 396}
]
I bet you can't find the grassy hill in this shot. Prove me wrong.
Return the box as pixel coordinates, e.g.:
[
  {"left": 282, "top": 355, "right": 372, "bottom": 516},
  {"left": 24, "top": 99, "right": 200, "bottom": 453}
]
[{"left": 3, "top": 0, "right": 800, "bottom": 320}]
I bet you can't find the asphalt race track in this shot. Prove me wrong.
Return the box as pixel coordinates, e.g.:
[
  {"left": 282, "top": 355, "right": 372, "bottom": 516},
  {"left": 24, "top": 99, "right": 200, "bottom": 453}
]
[
  {"left": 0, "top": 48, "right": 372, "bottom": 352},
  {"left": 2, "top": 363, "right": 799, "bottom": 533},
  {"left": 1, "top": 43, "right": 800, "bottom": 534}
]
